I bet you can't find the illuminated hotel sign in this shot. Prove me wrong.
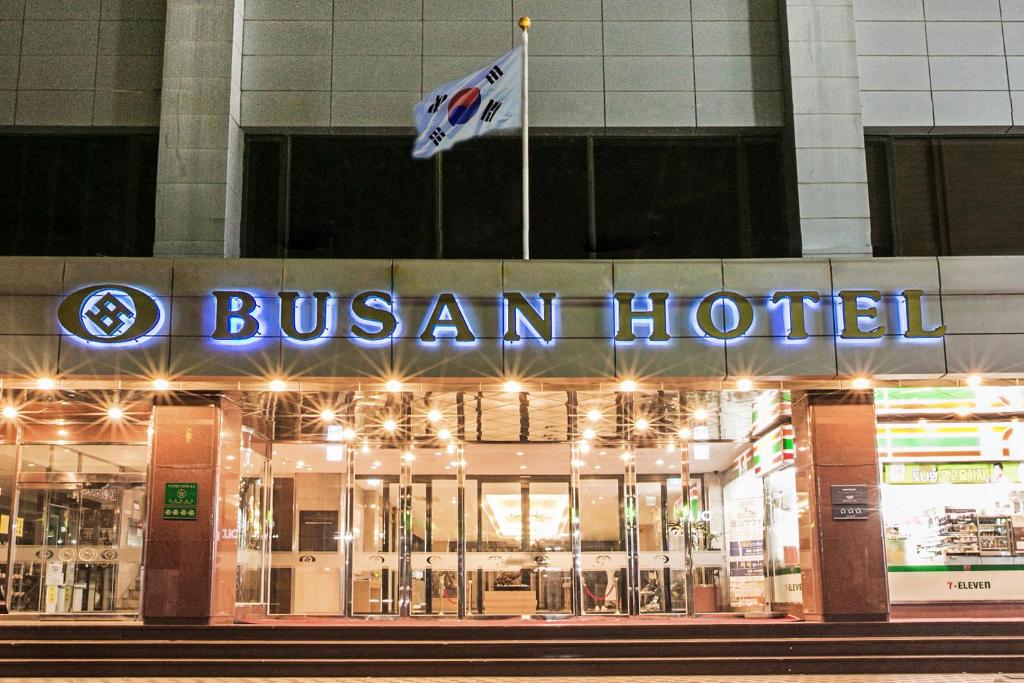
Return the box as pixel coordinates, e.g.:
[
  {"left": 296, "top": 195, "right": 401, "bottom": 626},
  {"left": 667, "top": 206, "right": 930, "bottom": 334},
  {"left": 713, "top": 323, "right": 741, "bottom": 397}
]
[{"left": 57, "top": 285, "right": 946, "bottom": 345}]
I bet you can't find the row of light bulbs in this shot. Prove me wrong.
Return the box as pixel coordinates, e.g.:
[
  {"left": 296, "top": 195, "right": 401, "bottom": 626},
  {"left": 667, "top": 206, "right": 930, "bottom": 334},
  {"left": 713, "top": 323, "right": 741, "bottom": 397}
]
[{"left": 0, "top": 374, "right": 991, "bottom": 423}]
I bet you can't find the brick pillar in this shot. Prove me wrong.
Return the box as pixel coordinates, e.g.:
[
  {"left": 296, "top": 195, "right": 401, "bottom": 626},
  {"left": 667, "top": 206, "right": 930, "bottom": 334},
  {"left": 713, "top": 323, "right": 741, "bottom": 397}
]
[
  {"left": 791, "top": 390, "right": 889, "bottom": 622},
  {"left": 142, "top": 396, "right": 241, "bottom": 624}
]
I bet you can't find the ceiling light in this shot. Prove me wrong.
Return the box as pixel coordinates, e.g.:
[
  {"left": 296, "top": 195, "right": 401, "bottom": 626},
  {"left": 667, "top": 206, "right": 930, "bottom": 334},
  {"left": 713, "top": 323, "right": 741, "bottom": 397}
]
[
  {"left": 437, "top": 428, "right": 451, "bottom": 441},
  {"left": 655, "top": 459, "right": 664, "bottom": 466},
  {"left": 678, "top": 426, "right": 692, "bottom": 439},
  {"left": 401, "top": 451, "right": 415, "bottom": 463},
  {"left": 427, "top": 409, "right": 442, "bottom": 423},
  {"left": 342, "top": 427, "right": 357, "bottom": 441},
  {"left": 966, "top": 375, "right": 982, "bottom": 388},
  {"left": 319, "top": 408, "right": 336, "bottom": 422},
  {"left": 519, "top": 464, "right": 527, "bottom": 470},
  {"left": 635, "top": 417, "right": 650, "bottom": 431},
  {"left": 446, "top": 443, "right": 457, "bottom": 454},
  {"left": 582, "top": 427, "right": 596, "bottom": 440},
  {"left": 383, "top": 418, "right": 397, "bottom": 432},
  {"left": 851, "top": 377, "right": 871, "bottom": 390},
  {"left": 268, "top": 379, "right": 286, "bottom": 392},
  {"left": 503, "top": 380, "right": 522, "bottom": 393},
  {"left": 107, "top": 406, "right": 124, "bottom": 420},
  {"left": 666, "top": 441, "right": 676, "bottom": 453},
  {"left": 586, "top": 409, "right": 601, "bottom": 422},
  {"left": 620, "top": 379, "right": 637, "bottom": 392},
  {"left": 1, "top": 406, "right": 18, "bottom": 420},
  {"left": 620, "top": 452, "right": 632, "bottom": 462},
  {"left": 736, "top": 378, "right": 753, "bottom": 391},
  {"left": 384, "top": 379, "right": 402, "bottom": 392},
  {"left": 152, "top": 378, "right": 170, "bottom": 390},
  {"left": 36, "top": 378, "right": 55, "bottom": 390},
  {"left": 692, "top": 408, "right": 708, "bottom": 421},
  {"left": 578, "top": 441, "right": 591, "bottom": 454}
]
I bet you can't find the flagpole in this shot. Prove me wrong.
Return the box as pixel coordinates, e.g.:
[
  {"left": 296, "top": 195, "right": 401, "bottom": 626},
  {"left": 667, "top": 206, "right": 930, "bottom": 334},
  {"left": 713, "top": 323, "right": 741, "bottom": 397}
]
[{"left": 518, "top": 16, "right": 530, "bottom": 260}]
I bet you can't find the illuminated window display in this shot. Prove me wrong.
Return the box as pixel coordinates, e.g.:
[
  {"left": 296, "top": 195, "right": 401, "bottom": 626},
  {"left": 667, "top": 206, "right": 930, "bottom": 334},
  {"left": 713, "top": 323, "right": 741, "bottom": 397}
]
[{"left": 877, "top": 388, "right": 1024, "bottom": 603}]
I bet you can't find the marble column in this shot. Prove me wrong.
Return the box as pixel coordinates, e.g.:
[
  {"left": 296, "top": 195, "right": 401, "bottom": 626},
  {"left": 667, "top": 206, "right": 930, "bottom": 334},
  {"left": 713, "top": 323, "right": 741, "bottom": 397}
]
[
  {"left": 141, "top": 396, "right": 240, "bottom": 624},
  {"left": 791, "top": 390, "right": 889, "bottom": 622},
  {"left": 153, "top": 0, "right": 245, "bottom": 257},
  {"left": 781, "top": 0, "right": 873, "bottom": 256}
]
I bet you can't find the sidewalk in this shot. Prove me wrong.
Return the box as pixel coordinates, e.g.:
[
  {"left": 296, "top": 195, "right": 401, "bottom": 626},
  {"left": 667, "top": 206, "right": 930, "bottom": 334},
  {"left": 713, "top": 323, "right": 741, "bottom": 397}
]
[{"left": 0, "top": 676, "right": 1021, "bottom": 683}]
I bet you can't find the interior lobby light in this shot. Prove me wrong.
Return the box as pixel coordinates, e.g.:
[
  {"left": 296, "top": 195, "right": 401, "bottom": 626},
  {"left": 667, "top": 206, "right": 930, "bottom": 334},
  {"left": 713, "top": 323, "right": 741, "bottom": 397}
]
[
  {"left": 36, "top": 377, "right": 55, "bottom": 390},
  {"left": 966, "top": 375, "right": 982, "bottom": 388},
  {"left": 401, "top": 451, "right": 415, "bottom": 462},
  {"left": 692, "top": 408, "right": 708, "bottom": 421},
  {"left": 503, "top": 380, "right": 522, "bottom": 393},
  {"left": 851, "top": 377, "right": 871, "bottom": 390},
  {"left": 736, "top": 378, "right": 753, "bottom": 391},
  {"left": 269, "top": 379, "right": 286, "bottom": 392},
  {"left": 383, "top": 418, "right": 397, "bottom": 433},
  {"left": 437, "top": 427, "right": 452, "bottom": 441},
  {"left": 152, "top": 378, "right": 170, "bottom": 390},
  {"left": 107, "top": 406, "right": 124, "bottom": 420},
  {"left": 319, "top": 408, "right": 336, "bottom": 422},
  {"left": 582, "top": 427, "right": 596, "bottom": 440},
  {"left": 2, "top": 406, "right": 18, "bottom": 420},
  {"left": 342, "top": 427, "right": 357, "bottom": 441},
  {"left": 427, "top": 408, "right": 442, "bottom": 423},
  {"left": 956, "top": 406, "right": 972, "bottom": 417},
  {"left": 578, "top": 441, "right": 591, "bottom": 454},
  {"left": 446, "top": 443, "right": 457, "bottom": 455},
  {"left": 384, "top": 379, "right": 402, "bottom": 393},
  {"left": 635, "top": 417, "right": 650, "bottom": 431},
  {"left": 586, "top": 409, "right": 601, "bottom": 422},
  {"left": 619, "top": 379, "right": 637, "bottom": 392},
  {"left": 677, "top": 426, "right": 691, "bottom": 440}
]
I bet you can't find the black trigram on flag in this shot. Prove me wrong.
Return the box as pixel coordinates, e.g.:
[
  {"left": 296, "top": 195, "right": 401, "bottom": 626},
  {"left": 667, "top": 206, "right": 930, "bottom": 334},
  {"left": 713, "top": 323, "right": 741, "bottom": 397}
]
[
  {"left": 428, "top": 127, "right": 446, "bottom": 146},
  {"left": 427, "top": 94, "right": 448, "bottom": 114},
  {"left": 481, "top": 99, "right": 502, "bottom": 122},
  {"left": 484, "top": 65, "right": 504, "bottom": 84}
]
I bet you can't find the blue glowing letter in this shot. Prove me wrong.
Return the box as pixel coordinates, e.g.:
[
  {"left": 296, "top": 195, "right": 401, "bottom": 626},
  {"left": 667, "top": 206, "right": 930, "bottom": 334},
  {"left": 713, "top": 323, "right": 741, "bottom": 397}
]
[
  {"left": 504, "top": 292, "right": 555, "bottom": 343},
  {"left": 419, "top": 293, "right": 476, "bottom": 343},
  {"left": 351, "top": 291, "right": 398, "bottom": 342},
  {"left": 279, "top": 291, "right": 330, "bottom": 342},
  {"left": 212, "top": 290, "right": 260, "bottom": 340},
  {"left": 614, "top": 292, "right": 669, "bottom": 342}
]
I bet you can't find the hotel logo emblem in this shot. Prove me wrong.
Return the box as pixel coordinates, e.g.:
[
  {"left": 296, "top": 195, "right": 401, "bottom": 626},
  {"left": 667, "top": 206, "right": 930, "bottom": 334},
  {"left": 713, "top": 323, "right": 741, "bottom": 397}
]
[{"left": 58, "top": 284, "right": 161, "bottom": 344}]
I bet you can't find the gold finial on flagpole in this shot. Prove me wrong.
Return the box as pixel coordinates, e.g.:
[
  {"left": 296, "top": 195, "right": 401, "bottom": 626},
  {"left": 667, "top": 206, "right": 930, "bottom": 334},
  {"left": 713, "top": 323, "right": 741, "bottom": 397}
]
[{"left": 518, "top": 16, "right": 531, "bottom": 31}]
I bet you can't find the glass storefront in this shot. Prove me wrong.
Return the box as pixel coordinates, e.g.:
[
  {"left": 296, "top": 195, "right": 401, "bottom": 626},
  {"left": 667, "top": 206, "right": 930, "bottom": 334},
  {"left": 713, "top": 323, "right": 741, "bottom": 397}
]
[
  {"left": 3, "top": 394, "right": 151, "bottom": 616},
  {"left": 877, "top": 388, "right": 1024, "bottom": 604},
  {"left": 259, "top": 389, "right": 801, "bottom": 620}
]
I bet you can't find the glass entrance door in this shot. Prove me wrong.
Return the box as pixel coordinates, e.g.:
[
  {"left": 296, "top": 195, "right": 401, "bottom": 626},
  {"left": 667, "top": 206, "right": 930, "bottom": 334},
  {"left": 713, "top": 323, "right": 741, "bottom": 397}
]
[
  {"left": 11, "top": 481, "right": 145, "bottom": 614},
  {"left": 466, "top": 444, "right": 571, "bottom": 617},
  {"left": 350, "top": 448, "right": 399, "bottom": 615},
  {"left": 636, "top": 448, "right": 690, "bottom": 614}
]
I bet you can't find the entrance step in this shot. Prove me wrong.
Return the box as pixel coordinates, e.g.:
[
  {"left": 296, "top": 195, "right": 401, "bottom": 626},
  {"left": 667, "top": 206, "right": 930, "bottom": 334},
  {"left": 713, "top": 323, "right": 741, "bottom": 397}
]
[{"left": 1, "top": 620, "right": 1023, "bottom": 677}]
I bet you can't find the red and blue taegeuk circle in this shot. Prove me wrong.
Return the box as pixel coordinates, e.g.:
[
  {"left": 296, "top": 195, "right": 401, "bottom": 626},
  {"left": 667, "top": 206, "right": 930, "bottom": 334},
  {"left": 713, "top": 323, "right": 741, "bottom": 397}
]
[{"left": 448, "top": 87, "right": 481, "bottom": 125}]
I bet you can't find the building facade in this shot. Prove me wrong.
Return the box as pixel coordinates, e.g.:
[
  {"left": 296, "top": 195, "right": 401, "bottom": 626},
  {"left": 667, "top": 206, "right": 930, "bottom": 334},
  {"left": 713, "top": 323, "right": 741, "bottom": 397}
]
[{"left": 0, "top": 0, "right": 1023, "bottom": 624}]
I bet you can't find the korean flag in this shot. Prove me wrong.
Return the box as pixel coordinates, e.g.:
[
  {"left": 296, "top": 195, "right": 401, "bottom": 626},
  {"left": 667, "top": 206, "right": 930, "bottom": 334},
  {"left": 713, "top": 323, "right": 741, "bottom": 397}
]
[{"left": 412, "top": 45, "right": 523, "bottom": 159}]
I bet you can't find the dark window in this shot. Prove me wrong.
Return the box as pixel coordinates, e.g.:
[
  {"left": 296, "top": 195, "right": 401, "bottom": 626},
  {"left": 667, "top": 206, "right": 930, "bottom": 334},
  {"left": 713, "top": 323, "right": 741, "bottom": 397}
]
[
  {"left": 243, "top": 134, "right": 796, "bottom": 259},
  {"left": 0, "top": 134, "right": 157, "bottom": 257},
  {"left": 866, "top": 136, "right": 1024, "bottom": 256},
  {"left": 298, "top": 510, "right": 339, "bottom": 552},
  {"left": 442, "top": 138, "right": 520, "bottom": 258},
  {"left": 289, "top": 136, "right": 436, "bottom": 259},
  {"left": 271, "top": 478, "right": 294, "bottom": 552}
]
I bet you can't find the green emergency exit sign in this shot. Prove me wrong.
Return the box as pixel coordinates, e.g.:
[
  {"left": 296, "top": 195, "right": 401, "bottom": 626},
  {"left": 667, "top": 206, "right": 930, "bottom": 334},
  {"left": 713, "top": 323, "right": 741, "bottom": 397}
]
[{"left": 163, "top": 482, "right": 198, "bottom": 520}]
